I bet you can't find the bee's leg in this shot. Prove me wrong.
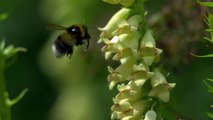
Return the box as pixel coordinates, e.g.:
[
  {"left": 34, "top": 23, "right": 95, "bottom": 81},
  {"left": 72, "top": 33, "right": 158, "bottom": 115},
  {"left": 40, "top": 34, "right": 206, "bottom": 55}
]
[
  {"left": 67, "top": 46, "right": 73, "bottom": 58},
  {"left": 76, "top": 39, "right": 83, "bottom": 45},
  {"left": 84, "top": 39, "right": 89, "bottom": 51},
  {"left": 84, "top": 32, "right": 90, "bottom": 51}
]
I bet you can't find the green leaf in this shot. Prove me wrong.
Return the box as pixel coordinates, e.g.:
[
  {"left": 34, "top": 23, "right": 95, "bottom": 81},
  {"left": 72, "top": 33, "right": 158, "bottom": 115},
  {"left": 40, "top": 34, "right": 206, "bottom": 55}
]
[
  {"left": 191, "top": 53, "right": 213, "bottom": 58},
  {"left": 0, "top": 40, "right": 6, "bottom": 50},
  {"left": 208, "top": 14, "right": 213, "bottom": 29},
  {"left": 197, "top": 1, "right": 213, "bottom": 7},
  {"left": 3, "top": 45, "right": 15, "bottom": 55},
  {"left": 7, "top": 88, "right": 29, "bottom": 106},
  {"left": 4, "top": 46, "right": 27, "bottom": 59},
  {"left": 207, "top": 78, "right": 213, "bottom": 82},
  {"left": 207, "top": 112, "right": 213, "bottom": 118},
  {"left": 205, "top": 29, "right": 213, "bottom": 32},
  {"left": 203, "top": 37, "right": 213, "bottom": 44},
  {"left": 203, "top": 79, "right": 213, "bottom": 94}
]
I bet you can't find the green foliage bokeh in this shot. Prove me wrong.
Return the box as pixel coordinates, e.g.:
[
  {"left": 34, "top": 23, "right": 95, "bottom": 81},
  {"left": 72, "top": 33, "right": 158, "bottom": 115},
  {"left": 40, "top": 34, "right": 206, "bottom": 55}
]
[{"left": 0, "top": 0, "right": 212, "bottom": 120}]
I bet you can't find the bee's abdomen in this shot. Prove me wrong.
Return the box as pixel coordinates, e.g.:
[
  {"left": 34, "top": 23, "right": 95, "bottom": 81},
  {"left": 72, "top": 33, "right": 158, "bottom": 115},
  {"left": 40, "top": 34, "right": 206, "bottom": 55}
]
[{"left": 52, "top": 36, "right": 73, "bottom": 58}]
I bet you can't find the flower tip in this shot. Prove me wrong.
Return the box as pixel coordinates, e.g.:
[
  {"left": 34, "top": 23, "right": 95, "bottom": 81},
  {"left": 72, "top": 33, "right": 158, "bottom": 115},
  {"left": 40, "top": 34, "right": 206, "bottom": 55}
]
[
  {"left": 108, "top": 66, "right": 115, "bottom": 73},
  {"left": 110, "top": 36, "right": 119, "bottom": 43},
  {"left": 99, "top": 30, "right": 108, "bottom": 38},
  {"left": 159, "top": 92, "right": 170, "bottom": 103},
  {"left": 122, "top": 116, "right": 133, "bottom": 120},
  {"left": 98, "top": 27, "right": 104, "bottom": 31},
  {"left": 168, "top": 83, "right": 176, "bottom": 90},
  {"left": 141, "top": 30, "right": 156, "bottom": 48},
  {"left": 105, "top": 52, "right": 112, "bottom": 60},
  {"left": 111, "top": 112, "right": 119, "bottom": 120},
  {"left": 109, "top": 81, "right": 116, "bottom": 90}
]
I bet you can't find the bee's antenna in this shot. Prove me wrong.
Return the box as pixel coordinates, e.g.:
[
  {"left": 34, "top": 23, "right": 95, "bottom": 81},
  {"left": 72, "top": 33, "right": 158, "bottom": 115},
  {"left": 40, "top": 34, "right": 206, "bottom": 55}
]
[
  {"left": 87, "top": 26, "right": 99, "bottom": 29},
  {"left": 82, "top": 18, "right": 99, "bottom": 29}
]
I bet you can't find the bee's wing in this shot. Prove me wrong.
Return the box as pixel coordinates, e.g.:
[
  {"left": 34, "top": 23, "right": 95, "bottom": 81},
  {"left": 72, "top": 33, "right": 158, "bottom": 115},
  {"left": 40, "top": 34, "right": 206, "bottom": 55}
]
[{"left": 47, "top": 24, "right": 67, "bottom": 30}]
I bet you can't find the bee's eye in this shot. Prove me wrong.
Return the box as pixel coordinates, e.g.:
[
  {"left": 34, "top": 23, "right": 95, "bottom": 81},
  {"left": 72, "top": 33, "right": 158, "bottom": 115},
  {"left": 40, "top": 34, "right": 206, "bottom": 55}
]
[
  {"left": 71, "top": 28, "right": 78, "bottom": 33},
  {"left": 67, "top": 26, "right": 80, "bottom": 34}
]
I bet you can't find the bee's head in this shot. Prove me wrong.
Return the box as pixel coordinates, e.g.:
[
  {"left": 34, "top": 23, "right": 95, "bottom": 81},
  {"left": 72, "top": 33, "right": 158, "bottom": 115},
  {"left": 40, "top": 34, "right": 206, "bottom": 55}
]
[{"left": 67, "top": 25, "right": 81, "bottom": 35}]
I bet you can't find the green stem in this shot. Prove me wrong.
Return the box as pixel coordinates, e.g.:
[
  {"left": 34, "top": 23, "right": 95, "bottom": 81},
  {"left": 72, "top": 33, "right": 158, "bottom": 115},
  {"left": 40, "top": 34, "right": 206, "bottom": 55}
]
[
  {"left": 0, "top": 58, "right": 11, "bottom": 120},
  {"left": 133, "top": 0, "right": 147, "bottom": 50}
]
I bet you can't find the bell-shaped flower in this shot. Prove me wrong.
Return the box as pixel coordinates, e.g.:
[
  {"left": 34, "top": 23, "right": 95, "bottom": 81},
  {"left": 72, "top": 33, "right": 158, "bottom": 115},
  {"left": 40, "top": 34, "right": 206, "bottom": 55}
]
[
  {"left": 139, "top": 30, "right": 163, "bottom": 65},
  {"left": 108, "top": 72, "right": 126, "bottom": 89},
  {"left": 149, "top": 83, "right": 176, "bottom": 102},
  {"left": 118, "top": 32, "right": 141, "bottom": 50},
  {"left": 99, "top": 8, "right": 131, "bottom": 40},
  {"left": 111, "top": 99, "right": 149, "bottom": 120},
  {"left": 112, "top": 99, "right": 132, "bottom": 112},
  {"left": 113, "top": 48, "right": 133, "bottom": 60},
  {"left": 112, "top": 15, "right": 142, "bottom": 36},
  {"left": 138, "top": 47, "right": 162, "bottom": 66},
  {"left": 116, "top": 83, "right": 137, "bottom": 100},
  {"left": 101, "top": 37, "right": 120, "bottom": 59},
  {"left": 149, "top": 68, "right": 176, "bottom": 102},
  {"left": 126, "top": 63, "right": 154, "bottom": 82},
  {"left": 150, "top": 68, "right": 167, "bottom": 87}
]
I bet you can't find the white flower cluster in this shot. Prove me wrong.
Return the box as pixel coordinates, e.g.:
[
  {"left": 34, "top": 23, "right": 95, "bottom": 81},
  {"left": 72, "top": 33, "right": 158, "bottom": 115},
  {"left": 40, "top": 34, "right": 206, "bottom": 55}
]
[{"left": 99, "top": 2, "right": 176, "bottom": 120}]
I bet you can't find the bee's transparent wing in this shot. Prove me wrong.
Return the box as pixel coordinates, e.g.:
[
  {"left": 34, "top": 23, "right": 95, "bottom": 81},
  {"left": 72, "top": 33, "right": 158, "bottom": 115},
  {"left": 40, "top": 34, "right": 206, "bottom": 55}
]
[{"left": 47, "top": 24, "right": 67, "bottom": 30}]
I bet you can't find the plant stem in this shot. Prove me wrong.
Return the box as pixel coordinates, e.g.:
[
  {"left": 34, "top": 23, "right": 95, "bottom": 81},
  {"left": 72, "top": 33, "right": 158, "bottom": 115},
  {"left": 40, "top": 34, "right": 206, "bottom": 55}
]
[{"left": 0, "top": 58, "right": 11, "bottom": 120}]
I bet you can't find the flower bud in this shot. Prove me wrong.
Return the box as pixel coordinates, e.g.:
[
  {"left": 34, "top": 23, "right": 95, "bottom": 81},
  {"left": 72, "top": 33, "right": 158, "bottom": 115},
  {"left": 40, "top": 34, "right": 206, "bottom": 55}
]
[
  {"left": 144, "top": 110, "right": 157, "bottom": 120},
  {"left": 141, "top": 30, "right": 156, "bottom": 48}
]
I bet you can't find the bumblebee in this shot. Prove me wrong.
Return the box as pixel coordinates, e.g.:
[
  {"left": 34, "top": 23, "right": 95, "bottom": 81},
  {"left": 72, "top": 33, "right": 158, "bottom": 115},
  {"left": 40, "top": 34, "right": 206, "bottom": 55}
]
[{"left": 50, "top": 24, "right": 91, "bottom": 58}]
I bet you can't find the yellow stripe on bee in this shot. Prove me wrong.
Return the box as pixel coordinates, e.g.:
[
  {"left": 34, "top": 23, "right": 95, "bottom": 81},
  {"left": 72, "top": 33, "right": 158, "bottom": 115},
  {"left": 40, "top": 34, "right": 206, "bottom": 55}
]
[
  {"left": 79, "top": 25, "right": 85, "bottom": 38},
  {"left": 61, "top": 33, "right": 75, "bottom": 46}
]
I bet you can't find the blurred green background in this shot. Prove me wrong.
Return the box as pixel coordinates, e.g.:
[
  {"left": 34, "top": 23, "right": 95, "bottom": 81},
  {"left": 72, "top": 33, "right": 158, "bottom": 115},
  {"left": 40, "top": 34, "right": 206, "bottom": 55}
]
[{"left": 0, "top": 0, "right": 212, "bottom": 120}]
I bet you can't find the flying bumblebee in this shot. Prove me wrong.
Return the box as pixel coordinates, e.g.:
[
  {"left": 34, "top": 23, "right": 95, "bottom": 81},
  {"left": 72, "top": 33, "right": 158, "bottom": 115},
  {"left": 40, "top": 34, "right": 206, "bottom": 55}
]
[{"left": 49, "top": 24, "right": 91, "bottom": 58}]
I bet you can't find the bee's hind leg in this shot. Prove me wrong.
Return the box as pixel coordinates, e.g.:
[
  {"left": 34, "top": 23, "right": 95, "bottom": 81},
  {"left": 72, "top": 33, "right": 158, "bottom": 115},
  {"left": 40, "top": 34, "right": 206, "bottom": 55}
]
[
  {"left": 84, "top": 39, "right": 89, "bottom": 51},
  {"left": 66, "top": 46, "right": 73, "bottom": 58}
]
